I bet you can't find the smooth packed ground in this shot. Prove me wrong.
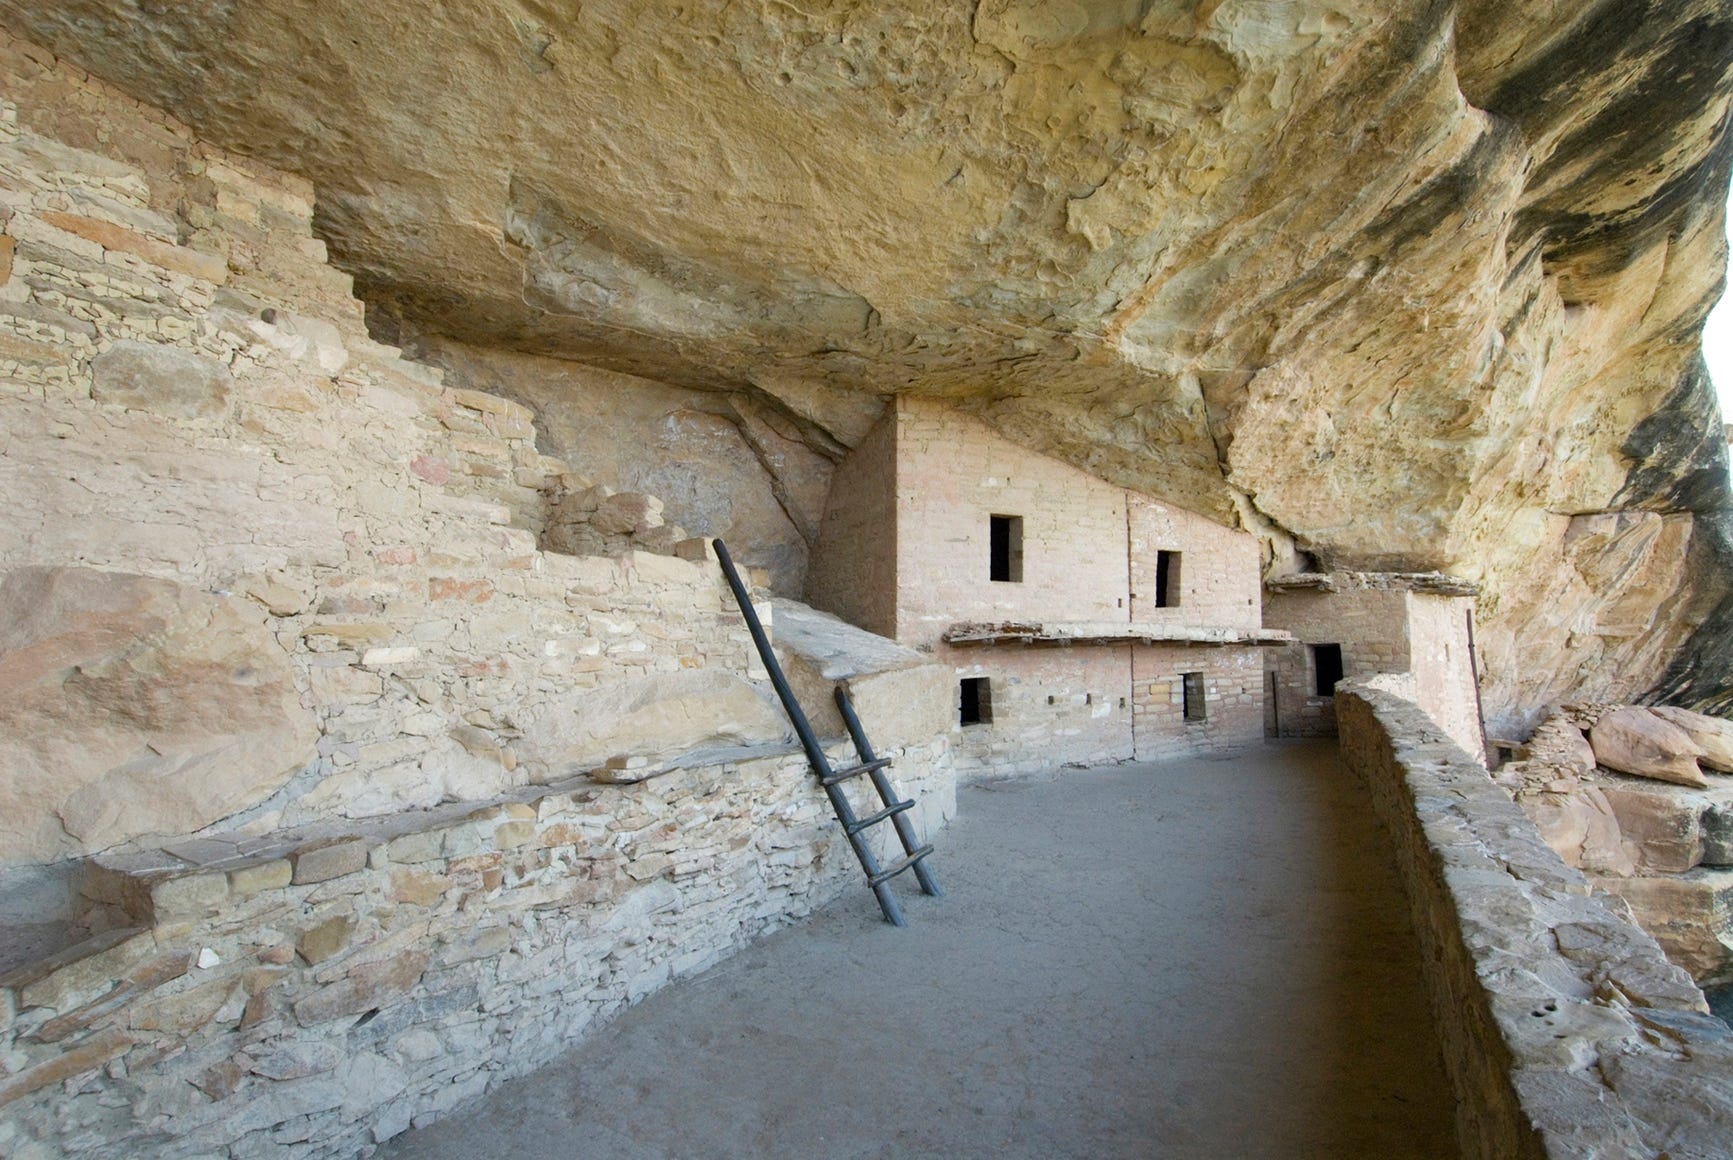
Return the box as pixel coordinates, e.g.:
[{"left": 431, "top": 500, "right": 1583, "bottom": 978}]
[{"left": 384, "top": 741, "right": 1456, "bottom": 1159}]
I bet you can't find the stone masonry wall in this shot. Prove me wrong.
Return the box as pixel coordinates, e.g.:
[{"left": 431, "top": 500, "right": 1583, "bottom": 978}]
[
  {"left": 1265, "top": 587, "right": 1485, "bottom": 759},
  {"left": 944, "top": 646, "right": 1134, "bottom": 779},
  {"left": 0, "top": 33, "right": 959, "bottom": 1157},
  {"left": 1337, "top": 683, "right": 1733, "bottom": 1160},
  {"left": 1127, "top": 494, "right": 1261, "bottom": 628},
  {"left": 0, "top": 737, "right": 954, "bottom": 1159},
  {"left": 1131, "top": 644, "right": 1265, "bottom": 759},
  {"left": 852, "top": 397, "right": 1268, "bottom": 776},
  {"left": 1407, "top": 592, "right": 1485, "bottom": 760},
  {"left": 805, "top": 406, "right": 898, "bottom": 639},
  {"left": 893, "top": 396, "right": 1132, "bottom": 643},
  {"left": 0, "top": 31, "right": 798, "bottom": 889},
  {"left": 1264, "top": 587, "right": 1412, "bottom": 739}
]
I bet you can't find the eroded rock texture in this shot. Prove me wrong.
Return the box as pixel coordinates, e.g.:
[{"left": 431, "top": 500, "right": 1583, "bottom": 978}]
[
  {"left": 0, "top": 567, "right": 317, "bottom": 865},
  {"left": 3, "top": 1, "right": 1730, "bottom": 731}
]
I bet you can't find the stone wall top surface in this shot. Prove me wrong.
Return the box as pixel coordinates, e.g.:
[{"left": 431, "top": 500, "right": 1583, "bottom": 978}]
[{"left": 1337, "top": 683, "right": 1733, "bottom": 1159}]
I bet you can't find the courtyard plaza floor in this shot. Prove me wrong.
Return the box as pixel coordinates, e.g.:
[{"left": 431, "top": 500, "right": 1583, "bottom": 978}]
[{"left": 383, "top": 740, "right": 1458, "bottom": 1159}]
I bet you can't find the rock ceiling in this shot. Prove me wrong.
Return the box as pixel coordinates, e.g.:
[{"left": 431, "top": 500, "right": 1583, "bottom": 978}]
[{"left": 4, "top": 0, "right": 1732, "bottom": 727}]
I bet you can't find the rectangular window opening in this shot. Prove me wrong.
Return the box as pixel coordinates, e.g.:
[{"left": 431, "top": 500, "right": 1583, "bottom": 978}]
[
  {"left": 1313, "top": 643, "right": 1345, "bottom": 697},
  {"left": 1155, "top": 550, "right": 1181, "bottom": 607},
  {"left": 989, "top": 515, "right": 1024, "bottom": 582},
  {"left": 1182, "top": 672, "right": 1206, "bottom": 721},
  {"left": 960, "top": 676, "right": 993, "bottom": 726}
]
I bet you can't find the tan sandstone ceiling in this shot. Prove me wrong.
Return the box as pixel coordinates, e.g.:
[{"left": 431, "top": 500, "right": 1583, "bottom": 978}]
[{"left": 4, "top": 0, "right": 1733, "bottom": 722}]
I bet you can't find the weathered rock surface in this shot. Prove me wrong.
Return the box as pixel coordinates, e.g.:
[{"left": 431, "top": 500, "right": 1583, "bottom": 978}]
[
  {"left": 1592, "top": 869, "right": 1733, "bottom": 987},
  {"left": 1590, "top": 707, "right": 1709, "bottom": 788},
  {"left": 3, "top": 2, "right": 1730, "bottom": 731},
  {"left": 0, "top": 567, "right": 317, "bottom": 865},
  {"left": 515, "top": 669, "right": 792, "bottom": 778}
]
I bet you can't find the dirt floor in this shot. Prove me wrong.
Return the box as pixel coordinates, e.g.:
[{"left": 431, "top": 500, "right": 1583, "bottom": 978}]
[{"left": 382, "top": 741, "right": 1458, "bottom": 1159}]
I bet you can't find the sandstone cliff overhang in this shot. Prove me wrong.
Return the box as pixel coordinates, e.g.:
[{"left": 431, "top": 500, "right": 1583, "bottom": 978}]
[{"left": 1, "top": 1, "right": 1730, "bottom": 726}]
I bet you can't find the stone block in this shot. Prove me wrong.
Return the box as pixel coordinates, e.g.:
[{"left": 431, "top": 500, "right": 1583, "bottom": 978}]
[
  {"left": 846, "top": 664, "right": 955, "bottom": 753},
  {"left": 1, "top": 927, "right": 154, "bottom": 1012},
  {"left": 303, "top": 622, "right": 396, "bottom": 647},
  {"left": 0, "top": 1028, "right": 132, "bottom": 1110},
  {"left": 149, "top": 872, "right": 231, "bottom": 920},
  {"left": 291, "top": 839, "right": 371, "bottom": 884},
  {"left": 384, "top": 830, "right": 445, "bottom": 865},
  {"left": 90, "top": 339, "right": 232, "bottom": 418},
  {"left": 297, "top": 915, "right": 356, "bottom": 965},
  {"left": 389, "top": 870, "right": 450, "bottom": 907},
  {"left": 1651, "top": 705, "right": 1733, "bottom": 772},
  {"left": 1, "top": 568, "right": 317, "bottom": 864},
  {"left": 360, "top": 646, "right": 421, "bottom": 667},
  {"left": 129, "top": 976, "right": 238, "bottom": 1034},
  {"left": 291, "top": 950, "right": 429, "bottom": 1026},
  {"left": 626, "top": 550, "right": 701, "bottom": 586},
  {"left": 1597, "top": 777, "right": 1710, "bottom": 873}
]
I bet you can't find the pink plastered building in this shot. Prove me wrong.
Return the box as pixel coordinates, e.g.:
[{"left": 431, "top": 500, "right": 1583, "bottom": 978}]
[{"left": 807, "top": 398, "right": 1287, "bottom": 778}]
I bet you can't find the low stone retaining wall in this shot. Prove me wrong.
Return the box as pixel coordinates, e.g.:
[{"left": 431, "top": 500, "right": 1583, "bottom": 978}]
[
  {"left": 1337, "top": 683, "right": 1733, "bottom": 1159},
  {"left": 0, "top": 737, "right": 955, "bottom": 1158}
]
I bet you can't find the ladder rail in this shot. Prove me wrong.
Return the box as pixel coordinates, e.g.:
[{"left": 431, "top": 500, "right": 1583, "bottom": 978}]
[
  {"left": 711, "top": 539, "right": 910, "bottom": 926},
  {"left": 835, "top": 686, "right": 942, "bottom": 898}
]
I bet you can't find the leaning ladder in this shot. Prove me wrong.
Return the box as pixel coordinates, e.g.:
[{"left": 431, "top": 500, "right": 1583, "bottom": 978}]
[{"left": 712, "top": 539, "right": 941, "bottom": 925}]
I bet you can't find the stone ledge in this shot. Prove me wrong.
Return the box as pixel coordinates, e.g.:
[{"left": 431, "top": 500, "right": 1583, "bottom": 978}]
[
  {"left": 1337, "top": 682, "right": 1733, "bottom": 1159},
  {"left": 0, "top": 734, "right": 956, "bottom": 1157},
  {"left": 942, "top": 620, "right": 1293, "bottom": 646}
]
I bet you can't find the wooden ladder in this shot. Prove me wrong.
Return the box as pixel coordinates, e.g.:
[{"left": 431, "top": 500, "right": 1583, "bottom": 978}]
[{"left": 712, "top": 539, "right": 941, "bottom": 925}]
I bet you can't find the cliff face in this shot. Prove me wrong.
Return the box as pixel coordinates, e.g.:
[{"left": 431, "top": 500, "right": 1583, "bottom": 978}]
[{"left": 2, "top": 0, "right": 1729, "bottom": 733}]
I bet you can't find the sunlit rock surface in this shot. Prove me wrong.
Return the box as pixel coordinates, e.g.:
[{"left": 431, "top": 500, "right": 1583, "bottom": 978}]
[{"left": 3, "top": 0, "right": 1730, "bottom": 733}]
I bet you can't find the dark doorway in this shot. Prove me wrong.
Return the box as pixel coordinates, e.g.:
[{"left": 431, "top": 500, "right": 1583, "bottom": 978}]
[
  {"left": 990, "top": 516, "right": 1023, "bottom": 582},
  {"left": 1313, "top": 644, "right": 1344, "bottom": 696},
  {"left": 960, "top": 677, "right": 993, "bottom": 725}
]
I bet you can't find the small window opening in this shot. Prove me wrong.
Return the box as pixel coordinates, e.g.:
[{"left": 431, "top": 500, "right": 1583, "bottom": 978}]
[
  {"left": 1155, "top": 550, "right": 1180, "bottom": 607},
  {"left": 960, "top": 677, "right": 992, "bottom": 726},
  {"left": 1182, "top": 672, "right": 1206, "bottom": 721},
  {"left": 989, "top": 515, "right": 1024, "bottom": 582},
  {"left": 1313, "top": 643, "right": 1344, "bottom": 696}
]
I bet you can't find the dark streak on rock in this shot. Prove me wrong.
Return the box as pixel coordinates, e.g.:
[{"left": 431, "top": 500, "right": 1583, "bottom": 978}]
[{"left": 1629, "top": 360, "right": 1733, "bottom": 712}]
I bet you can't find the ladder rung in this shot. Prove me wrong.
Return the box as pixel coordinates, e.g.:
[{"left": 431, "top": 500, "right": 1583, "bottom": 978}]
[
  {"left": 820, "top": 756, "right": 893, "bottom": 786},
  {"left": 868, "top": 845, "right": 933, "bottom": 887},
  {"left": 845, "top": 799, "right": 915, "bottom": 835}
]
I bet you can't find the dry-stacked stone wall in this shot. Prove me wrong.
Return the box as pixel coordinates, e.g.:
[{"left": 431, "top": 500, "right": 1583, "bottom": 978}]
[
  {"left": 0, "top": 30, "right": 957, "bottom": 1157},
  {"left": 1337, "top": 683, "right": 1733, "bottom": 1159},
  {"left": 0, "top": 737, "right": 952, "bottom": 1158}
]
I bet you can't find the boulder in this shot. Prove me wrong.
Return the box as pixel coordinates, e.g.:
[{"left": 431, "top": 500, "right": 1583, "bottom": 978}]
[
  {"left": 1589, "top": 707, "right": 1708, "bottom": 788},
  {"left": 0, "top": 567, "right": 318, "bottom": 864},
  {"left": 1651, "top": 705, "right": 1733, "bottom": 773}
]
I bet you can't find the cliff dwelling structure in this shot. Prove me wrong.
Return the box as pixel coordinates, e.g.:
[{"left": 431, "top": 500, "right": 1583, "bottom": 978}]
[{"left": 3, "top": 2, "right": 1733, "bottom": 1156}]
